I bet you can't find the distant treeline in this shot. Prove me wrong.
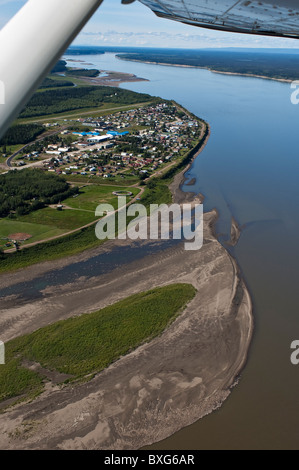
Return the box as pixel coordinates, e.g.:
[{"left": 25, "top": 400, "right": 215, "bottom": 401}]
[
  {"left": 51, "top": 60, "right": 67, "bottom": 74},
  {"left": 66, "top": 47, "right": 105, "bottom": 55},
  {"left": 0, "top": 169, "right": 78, "bottom": 218},
  {"left": 39, "top": 77, "right": 74, "bottom": 89},
  {"left": 0, "top": 123, "right": 45, "bottom": 146},
  {"left": 66, "top": 68, "right": 100, "bottom": 77},
  {"left": 20, "top": 86, "right": 154, "bottom": 118},
  {"left": 117, "top": 50, "right": 299, "bottom": 81}
]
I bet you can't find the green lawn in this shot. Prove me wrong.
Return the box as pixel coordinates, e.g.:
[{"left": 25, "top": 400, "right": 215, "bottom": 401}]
[
  {"left": 63, "top": 185, "right": 140, "bottom": 212},
  {"left": 18, "top": 208, "right": 95, "bottom": 231},
  {"left": 0, "top": 219, "right": 65, "bottom": 249},
  {"left": 0, "top": 284, "right": 196, "bottom": 405},
  {"left": 0, "top": 184, "right": 140, "bottom": 249}
]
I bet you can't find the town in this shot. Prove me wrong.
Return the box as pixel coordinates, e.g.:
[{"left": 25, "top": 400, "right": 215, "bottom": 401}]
[{"left": 12, "top": 102, "right": 202, "bottom": 181}]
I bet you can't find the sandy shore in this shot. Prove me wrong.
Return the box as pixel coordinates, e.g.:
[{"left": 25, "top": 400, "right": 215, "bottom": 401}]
[
  {"left": 0, "top": 128, "right": 253, "bottom": 450},
  {"left": 75, "top": 70, "right": 148, "bottom": 88}
]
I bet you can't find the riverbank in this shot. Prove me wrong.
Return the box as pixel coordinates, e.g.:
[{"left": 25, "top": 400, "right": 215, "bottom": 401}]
[
  {"left": 69, "top": 69, "right": 148, "bottom": 87},
  {"left": 117, "top": 56, "right": 293, "bottom": 84},
  {"left": 0, "top": 123, "right": 253, "bottom": 448}
]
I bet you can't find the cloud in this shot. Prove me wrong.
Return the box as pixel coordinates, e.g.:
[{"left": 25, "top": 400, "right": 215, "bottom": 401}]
[
  {"left": 76, "top": 29, "right": 299, "bottom": 49},
  {"left": 2, "top": 0, "right": 298, "bottom": 49}
]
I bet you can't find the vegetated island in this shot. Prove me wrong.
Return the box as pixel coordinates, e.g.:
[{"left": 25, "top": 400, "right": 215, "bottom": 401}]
[
  {"left": 0, "top": 284, "right": 196, "bottom": 407},
  {"left": 0, "top": 104, "right": 253, "bottom": 449},
  {"left": 51, "top": 59, "right": 147, "bottom": 88},
  {"left": 117, "top": 48, "right": 299, "bottom": 82}
]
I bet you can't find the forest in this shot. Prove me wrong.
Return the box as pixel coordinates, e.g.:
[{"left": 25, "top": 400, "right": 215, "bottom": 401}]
[
  {"left": 19, "top": 86, "right": 154, "bottom": 118},
  {"left": 0, "top": 123, "right": 45, "bottom": 146},
  {"left": 0, "top": 169, "right": 78, "bottom": 218},
  {"left": 50, "top": 60, "right": 67, "bottom": 74},
  {"left": 39, "top": 77, "right": 74, "bottom": 89},
  {"left": 117, "top": 49, "right": 299, "bottom": 81},
  {"left": 66, "top": 68, "right": 100, "bottom": 77}
]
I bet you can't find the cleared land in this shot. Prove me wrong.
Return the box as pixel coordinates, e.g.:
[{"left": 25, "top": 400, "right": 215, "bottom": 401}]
[{"left": 0, "top": 184, "right": 140, "bottom": 252}]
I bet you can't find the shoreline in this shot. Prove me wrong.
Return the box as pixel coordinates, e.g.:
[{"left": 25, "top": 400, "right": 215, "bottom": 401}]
[
  {"left": 117, "top": 56, "right": 293, "bottom": 84},
  {"left": 66, "top": 68, "right": 148, "bottom": 88},
  {"left": 0, "top": 121, "right": 254, "bottom": 450}
]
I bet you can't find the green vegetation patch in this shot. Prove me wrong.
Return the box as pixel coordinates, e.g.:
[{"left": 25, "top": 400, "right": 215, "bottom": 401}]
[
  {"left": 0, "top": 225, "right": 101, "bottom": 273},
  {"left": 20, "top": 86, "right": 154, "bottom": 118},
  {"left": 141, "top": 177, "right": 172, "bottom": 208},
  {"left": 0, "top": 123, "right": 45, "bottom": 146},
  {"left": 0, "top": 219, "right": 65, "bottom": 249},
  {"left": 18, "top": 208, "right": 95, "bottom": 231},
  {"left": 39, "top": 77, "right": 75, "bottom": 89},
  {"left": 63, "top": 185, "right": 139, "bottom": 212},
  {"left": 50, "top": 60, "right": 67, "bottom": 74},
  {"left": 66, "top": 68, "right": 100, "bottom": 77},
  {"left": 0, "top": 357, "right": 43, "bottom": 405},
  {"left": 0, "top": 284, "right": 196, "bottom": 404},
  {"left": 0, "top": 169, "right": 78, "bottom": 218}
]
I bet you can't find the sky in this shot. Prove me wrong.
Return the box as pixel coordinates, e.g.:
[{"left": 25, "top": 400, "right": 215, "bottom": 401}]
[{"left": 1, "top": 0, "right": 299, "bottom": 49}]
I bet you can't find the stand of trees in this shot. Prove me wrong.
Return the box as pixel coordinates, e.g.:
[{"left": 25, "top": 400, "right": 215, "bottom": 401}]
[
  {"left": 66, "top": 68, "right": 100, "bottom": 77},
  {"left": 51, "top": 60, "right": 67, "bottom": 74},
  {"left": 0, "top": 169, "right": 78, "bottom": 218},
  {"left": 118, "top": 49, "right": 299, "bottom": 81},
  {"left": 0, "top": 124, "right": 45, "bottom": 146},
  {"left": 39, "top": 78, "right": 74, "bottom": 89},
  {"left": 20, "top": 86, "right": 154, "bottom": 118}
]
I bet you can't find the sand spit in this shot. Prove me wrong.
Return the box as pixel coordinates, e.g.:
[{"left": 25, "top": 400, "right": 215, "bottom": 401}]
[
  {"left": 77, "top": 70, "right": 148, "bottom": 88},
  {"left": 0, "top": 128, "right": 253, "bottom": 450}
]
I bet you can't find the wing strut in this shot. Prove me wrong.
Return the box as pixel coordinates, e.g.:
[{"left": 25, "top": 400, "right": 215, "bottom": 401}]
[{"left": 0, "top": 0, "right": 103, "bottom": 139}]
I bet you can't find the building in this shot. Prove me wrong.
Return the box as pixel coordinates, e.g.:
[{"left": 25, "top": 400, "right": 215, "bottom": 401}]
[{"left": 87, "top": 134, "right": 113, "bottom": 143}]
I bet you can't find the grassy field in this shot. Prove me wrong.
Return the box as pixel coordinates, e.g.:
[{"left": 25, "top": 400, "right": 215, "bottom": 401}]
[
  {"left": 16, "top": 102, "right": 153, "bottom": 125},
  {"left": 0, "top": 225, "right": 102, "bottom": 273},
  {"left": 0, "top": 284, "right": 196, "bottom": 405},
  {"left": 0, "top": 184, "right": 140, "bottom": 252},
  {"left": 18, "top": 208, "right": 95, "bottom": 231},
  {"left": 0, "top": 144, "right": 23, "bottom": 162},
  {"left": 141, "top": 178, "right": 172, "bottom": 209},
  {"left": 0, "top": 183, "right": 142, "bottom": 272},
  {"left": 0, "top": 219, "right": 65, "bottom": 250},
  {"left": 63, "top": 184, "right": 140, "bottom": 211}
]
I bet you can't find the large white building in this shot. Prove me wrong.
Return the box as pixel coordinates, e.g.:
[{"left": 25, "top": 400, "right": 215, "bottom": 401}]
[{"left": 87, "top": 134, "right": 113, "bottom": 143}]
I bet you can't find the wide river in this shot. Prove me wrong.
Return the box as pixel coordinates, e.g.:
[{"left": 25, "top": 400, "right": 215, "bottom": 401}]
[{"left": 63, "top": 53, "right": 299, "bottom": 449}]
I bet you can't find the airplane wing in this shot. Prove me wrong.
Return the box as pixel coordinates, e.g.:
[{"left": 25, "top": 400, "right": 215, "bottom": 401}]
[{"left": 138, "top": 0, "right": 299, "bottom": 38}]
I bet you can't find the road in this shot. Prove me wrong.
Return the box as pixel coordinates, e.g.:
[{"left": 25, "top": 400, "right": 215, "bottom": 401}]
[
  {"left": 4, "top": 185, "right": 145, "bottom": 253},
  {"left": 5, "top": 126, "right": 68, "bottom": 168}
]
